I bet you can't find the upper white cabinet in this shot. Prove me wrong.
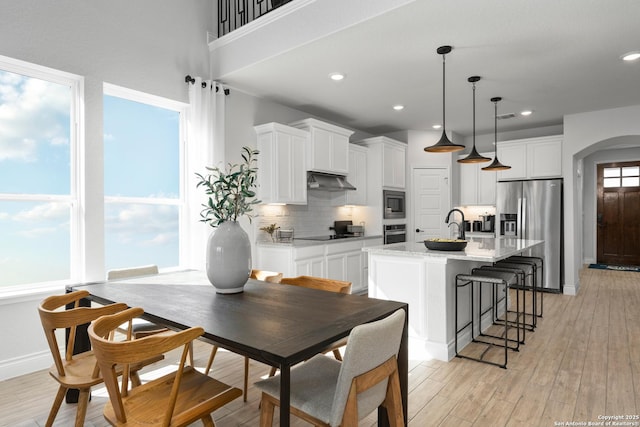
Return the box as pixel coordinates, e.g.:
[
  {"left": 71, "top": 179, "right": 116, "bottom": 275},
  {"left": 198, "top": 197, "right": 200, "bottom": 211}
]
[
  {"left": 497, "top": 135, "right": 563, "bottom": 181},
  {"left": 383, "top": 142, "right": 406, "bottom": 189},
  {"left": 345, "top": 144, "right": 368, "bottom": 205},
  {"left": 459, "top": 152, "right": 496, "bottom": 205},
  {"left": 289, "top": 118, "right": 354, "bottom": 175},
  {"left": 254, "top": 122, "right": 309, "bottom": 205},
  {"left": 356, "top": 136, "right": 406, "bottom": 189}
]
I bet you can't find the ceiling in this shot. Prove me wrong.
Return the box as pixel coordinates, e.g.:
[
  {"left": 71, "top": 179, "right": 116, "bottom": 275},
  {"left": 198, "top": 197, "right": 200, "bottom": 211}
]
[{"left": 217, "top": 0, "right": 640, "bottom": 142}]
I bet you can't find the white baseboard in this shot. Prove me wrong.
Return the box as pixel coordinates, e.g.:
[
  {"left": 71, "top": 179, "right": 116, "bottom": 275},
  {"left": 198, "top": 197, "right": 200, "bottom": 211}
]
[{"left": 0, "top": 350, "right": 51, "bottom": 381}]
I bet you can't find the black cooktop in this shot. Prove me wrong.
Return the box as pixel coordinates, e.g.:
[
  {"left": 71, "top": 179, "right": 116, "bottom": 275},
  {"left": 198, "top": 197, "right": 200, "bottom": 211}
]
[{"left": 295, "top": 234, "right": 356, "bottom": 241}]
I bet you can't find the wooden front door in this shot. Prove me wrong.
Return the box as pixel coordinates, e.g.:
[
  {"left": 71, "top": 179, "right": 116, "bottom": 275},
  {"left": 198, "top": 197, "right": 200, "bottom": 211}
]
[{"left": 597, "top": 161, "right": 640, "bottom": 265}]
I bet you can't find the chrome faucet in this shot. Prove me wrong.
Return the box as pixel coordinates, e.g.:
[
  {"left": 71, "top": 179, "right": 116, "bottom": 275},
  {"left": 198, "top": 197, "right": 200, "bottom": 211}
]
[{"left": 445, "top": 208, "right": 466, "bottom": 240}]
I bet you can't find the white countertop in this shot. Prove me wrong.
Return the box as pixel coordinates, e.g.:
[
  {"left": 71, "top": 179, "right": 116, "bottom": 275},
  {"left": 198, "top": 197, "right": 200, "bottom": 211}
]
[
  {"left": 363, "top": 236, "right": 543, "bottom": 262},
  {"left": 257, "top": 235, "right": 383, "bottom": 248}
]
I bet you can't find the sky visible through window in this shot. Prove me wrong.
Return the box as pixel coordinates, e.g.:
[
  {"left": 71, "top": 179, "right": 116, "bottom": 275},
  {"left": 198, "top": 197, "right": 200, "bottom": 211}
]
[
  {"left": 0, "top": 69, "right": 72, "bottom": 286},
  {"left": 103, "top": 95, "right": 180, "bottom": 272},
  {"left": 0, "top": 68, "right": 181, "bottom": 287}
]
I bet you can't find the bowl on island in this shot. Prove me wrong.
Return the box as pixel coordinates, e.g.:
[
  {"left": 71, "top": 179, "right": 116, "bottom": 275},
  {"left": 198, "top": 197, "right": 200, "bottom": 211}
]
[{"left": 424, "top": 238, "right": 467, "bottom": 251}]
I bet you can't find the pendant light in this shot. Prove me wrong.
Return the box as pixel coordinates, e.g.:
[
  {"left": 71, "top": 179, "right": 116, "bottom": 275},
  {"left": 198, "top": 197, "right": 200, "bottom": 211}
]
[
  {"left": 424, "top": 45, "right": 465, "bottom": 153},
  {"left": 482, "top": 97, "right": 511, "bottom": 171},
  {"left": 458, "top": 76, "right": 491, "bottom": 163}
]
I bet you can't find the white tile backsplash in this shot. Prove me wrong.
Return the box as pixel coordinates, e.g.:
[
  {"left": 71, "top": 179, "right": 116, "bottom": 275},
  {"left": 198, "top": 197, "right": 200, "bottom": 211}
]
[{"left": 255, "top": 191, "right": 356, "bottom": 242}]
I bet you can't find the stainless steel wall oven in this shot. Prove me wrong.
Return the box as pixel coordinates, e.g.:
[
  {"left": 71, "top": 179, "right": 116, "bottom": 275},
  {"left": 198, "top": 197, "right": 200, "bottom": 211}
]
[{"left": 383, "top": 224, "right": 406, "bottom": 244}]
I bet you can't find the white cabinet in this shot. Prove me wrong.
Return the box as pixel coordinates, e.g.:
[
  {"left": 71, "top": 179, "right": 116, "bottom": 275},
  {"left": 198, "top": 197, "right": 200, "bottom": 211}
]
[
  {"left": 527, "top": 138, "right": 563, "bottom": 178},
  {"left": 254, "top": 123, "right": 309, "bottom": 204},
  {"left": 458, "top": 152, "right": 496, "bottom": 205},
  {"left": 289, "top": 118, "right": 354, "bottom": 175},
  {"left": 383, "top": 143, "right": 406, "bottom": 189},
  {"left": 497, "top": 135, "right": 563, "bottom": 181},
  {"left": 333, "top": 144, "right": 368, "bottom": 206},
  {"left": 294, "top": 245, "right": 326, "bottom": 277},
  {"left": 326, "top": 240, "right": 364, "bottom": 293},
  {"left": 256, "top": 239, "right": 382, "bottom": 293},
  {"left": 355, "top": 136, "right": 406, "bottom": 190},
  {"left": 345, "top": 144, "right": 367, "bottom": 205}
]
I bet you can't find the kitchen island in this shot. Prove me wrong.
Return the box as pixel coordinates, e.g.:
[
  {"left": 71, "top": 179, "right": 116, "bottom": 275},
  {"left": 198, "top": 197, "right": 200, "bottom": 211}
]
[{"left": 363, "top": 237, "right": 543, "bottom": 361}]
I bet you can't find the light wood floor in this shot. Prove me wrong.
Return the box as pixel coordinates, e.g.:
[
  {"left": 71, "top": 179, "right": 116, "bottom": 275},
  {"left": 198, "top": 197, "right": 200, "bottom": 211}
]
[{"left": 1, "top": 267, "right": 639, "bottom": 426}]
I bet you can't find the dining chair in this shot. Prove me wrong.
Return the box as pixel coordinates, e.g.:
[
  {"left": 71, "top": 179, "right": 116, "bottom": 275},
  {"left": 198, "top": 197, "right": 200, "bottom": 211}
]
[
  {"left": 88, "top": 306, "right": 242, "bottom": 426},
  {"left": 279, "top": 275, "right": 352, "bottom": 295},
  {"left": 255, "top": 308, "right": 406, "bottom": 427},
  {"left": 107, "top": 265, "right": 194, "bottom": 366},
  {"left": 107, "top": 265, "right": 168, "bottom": 338},
  {"left": 203, "top": 268, "right": 283, "bottom": 402},
  {"left": 107, "top": 265, "right": 165, "bottom": 337},
  {"left": 276, "top": 275, "right": 352, "bottom": 365},
  {"left": 38, "top": 290, "right": 162, "bottom": 427}
]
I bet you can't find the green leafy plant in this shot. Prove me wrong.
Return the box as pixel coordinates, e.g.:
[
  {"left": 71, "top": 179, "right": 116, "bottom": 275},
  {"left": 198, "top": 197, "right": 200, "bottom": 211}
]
[
  {"left": 260, "top": 223, "right": 280, "bottom": 242},
  {"left": 195, "top": 146, "right": 261, "bottom": 227}
]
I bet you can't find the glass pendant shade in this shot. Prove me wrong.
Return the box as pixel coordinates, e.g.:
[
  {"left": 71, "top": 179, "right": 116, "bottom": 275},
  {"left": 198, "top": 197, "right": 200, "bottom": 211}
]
[
  {"left": 458, "top": 76, "right": 491, "bottom": 164},
  {"left": 482, "top": 97, "right": 511, "bottom": 171},
  {"left": 425, "top": 45, "right": 465, "bottom": 153}
]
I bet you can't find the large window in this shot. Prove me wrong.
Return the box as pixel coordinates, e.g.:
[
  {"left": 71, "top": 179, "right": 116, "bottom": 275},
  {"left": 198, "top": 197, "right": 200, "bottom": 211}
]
[
  {"left": 0, "top": 58, "right": 79, "bottom": 287},
  {"left": 103, "top": 85, "right": 185, "bottom": 271}
]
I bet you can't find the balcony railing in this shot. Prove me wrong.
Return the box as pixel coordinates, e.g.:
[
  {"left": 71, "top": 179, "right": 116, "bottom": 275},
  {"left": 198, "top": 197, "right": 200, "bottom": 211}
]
[{"left": 218, "top": 0, "right": 292, "bottom": 37}]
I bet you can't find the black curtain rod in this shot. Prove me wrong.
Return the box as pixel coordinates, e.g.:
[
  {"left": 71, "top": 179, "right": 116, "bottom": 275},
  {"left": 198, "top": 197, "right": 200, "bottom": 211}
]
[{"left": 184, "top": 75, "right": 230, "bottom": 95}]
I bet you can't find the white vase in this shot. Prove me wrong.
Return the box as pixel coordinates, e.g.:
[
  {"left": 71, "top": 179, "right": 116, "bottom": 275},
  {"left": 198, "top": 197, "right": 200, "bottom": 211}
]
[{"left": 206, "top": 221, "right": 251, "bottom": 294}]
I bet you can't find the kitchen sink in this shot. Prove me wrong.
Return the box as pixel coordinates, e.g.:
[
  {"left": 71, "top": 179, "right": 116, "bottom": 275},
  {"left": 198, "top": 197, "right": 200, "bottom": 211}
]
[{"left": 424, "top": 238, "right": 467, "bottom": 251}]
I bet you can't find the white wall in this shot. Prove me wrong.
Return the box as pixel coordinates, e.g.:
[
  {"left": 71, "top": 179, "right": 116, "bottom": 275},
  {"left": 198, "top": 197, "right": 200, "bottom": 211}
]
[
  {"left": 0, "top": 0, "right": 213, "bottom": 380},
  {"left": 563, "top": 105, "right": 640, "bottom": 295}
]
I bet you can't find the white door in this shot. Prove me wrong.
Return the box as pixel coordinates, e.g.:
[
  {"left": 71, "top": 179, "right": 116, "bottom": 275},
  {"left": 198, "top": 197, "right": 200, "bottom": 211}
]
[{"left": 412, "top": 168, "right": 450, "bottom": 242}]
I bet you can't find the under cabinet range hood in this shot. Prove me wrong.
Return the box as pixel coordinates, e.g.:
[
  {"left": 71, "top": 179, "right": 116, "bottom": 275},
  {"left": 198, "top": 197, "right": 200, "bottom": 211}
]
[{"left": 307, "top": 172, "right": 356, "bottom": 191}]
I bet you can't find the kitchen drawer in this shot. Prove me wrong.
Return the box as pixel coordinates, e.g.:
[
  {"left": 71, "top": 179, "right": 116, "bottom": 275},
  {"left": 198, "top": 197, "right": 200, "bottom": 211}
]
[
  {"left": 325, "top": 240, "right": 363, "bottom": 255},
  {"left": 293, "top": 245, "right": 325, "bottom": 260}
]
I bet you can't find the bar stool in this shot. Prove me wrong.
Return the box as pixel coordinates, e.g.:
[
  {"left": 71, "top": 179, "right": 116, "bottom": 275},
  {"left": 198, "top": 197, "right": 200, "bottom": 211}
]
[
  {"left": 501, "top": 255, "right": 544, "bottom": 318},
  {"left": 474, "top": 265, "right": 529, "bottom": 343},
  {"left": 489, "top": 261, "right": 537, "bottom": 331},
  {"left": 455, "top": 269, "right": 521, "bottom": 369}
]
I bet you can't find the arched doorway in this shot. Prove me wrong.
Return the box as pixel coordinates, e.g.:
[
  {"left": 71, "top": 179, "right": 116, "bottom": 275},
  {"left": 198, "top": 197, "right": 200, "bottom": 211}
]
[
  {"left": 596, "top": 160, "right": 640, "bottom": 265},
  {"left": 578, "top": 137, "right": 640, "bottom": 267}
]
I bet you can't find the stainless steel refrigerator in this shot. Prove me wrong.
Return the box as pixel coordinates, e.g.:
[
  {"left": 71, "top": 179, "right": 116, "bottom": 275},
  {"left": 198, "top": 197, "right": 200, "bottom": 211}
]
[{"left": 496, "top": 179, "right": 563, "bottom": 292}]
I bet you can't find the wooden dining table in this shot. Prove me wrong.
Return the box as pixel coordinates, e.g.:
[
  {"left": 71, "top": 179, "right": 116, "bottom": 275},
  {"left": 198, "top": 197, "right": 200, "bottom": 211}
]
[{"left": 69, "top": 270, "right": 408, "bottom": 427}]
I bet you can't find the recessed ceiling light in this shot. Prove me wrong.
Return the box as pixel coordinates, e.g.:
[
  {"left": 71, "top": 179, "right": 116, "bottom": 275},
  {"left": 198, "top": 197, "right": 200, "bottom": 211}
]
[
  {"left": 393, "top": 105, "right": 404, "bottom": 111},
  {"left": 622, "top": 51, "right": 640, "bottom": 61},
  {"left": 520, "top": 110, "right": 533, "bottom": 116},
  {"left": 328, "top": 72, "right": 345, "bottom": 81},
  {"left": 432, "top": 124, "right": 442, "bottom": 129}
]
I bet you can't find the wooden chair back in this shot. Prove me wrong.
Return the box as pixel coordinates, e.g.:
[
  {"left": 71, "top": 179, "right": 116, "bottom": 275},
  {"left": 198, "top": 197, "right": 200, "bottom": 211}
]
[
  {"left": 250, "top": 269, "right": 283, "bottom": 283},
  {"left": 107, "top": 264, "right": 159, "bottom": 280},
  {"left": 89, "top": 307, "right": 242, "bottom": 426},
  {"left": 39, "top": 290, "right": 128, "bottom": 381},
  {"left": 280, "top": 275, "right": 352, "bottom": 294},
  {"left": 38, "top": 290, "right": 131, "bottom": 427}
]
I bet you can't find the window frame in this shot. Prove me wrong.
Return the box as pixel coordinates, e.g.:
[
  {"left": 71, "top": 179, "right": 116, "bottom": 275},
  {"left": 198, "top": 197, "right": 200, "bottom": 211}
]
[
  {"left": 102, "top": 83, "right": 188, "bottom": 271},
  {"left": 0, "top": 55, "right": 83, "bottom": 295}
]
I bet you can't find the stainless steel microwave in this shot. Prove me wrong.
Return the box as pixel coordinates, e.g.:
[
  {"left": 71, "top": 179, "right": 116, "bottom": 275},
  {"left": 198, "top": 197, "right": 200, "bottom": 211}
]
[{"left": 383, "top": 190, "right": 406, "bottom": 219}]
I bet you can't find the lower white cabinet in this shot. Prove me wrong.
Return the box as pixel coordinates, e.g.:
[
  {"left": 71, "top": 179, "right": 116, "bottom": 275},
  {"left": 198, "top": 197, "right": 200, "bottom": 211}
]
[
  {"left": 256, "top": 238, "right": 382, "bottom": 294},
  {"left": 293, "top": 245, "right": 326, "bottom": 277},
  {"left": 326, "top": 240, "right": 364, "bottom": 293}
]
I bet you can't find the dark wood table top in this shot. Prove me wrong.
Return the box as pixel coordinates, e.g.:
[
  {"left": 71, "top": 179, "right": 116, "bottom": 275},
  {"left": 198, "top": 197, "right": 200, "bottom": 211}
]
[
  {"left": 70, "top": 270, "right": 408, "bottom": 427},
  {"left": 71, "top": 270, "right": 406, "bottom": 368}
]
